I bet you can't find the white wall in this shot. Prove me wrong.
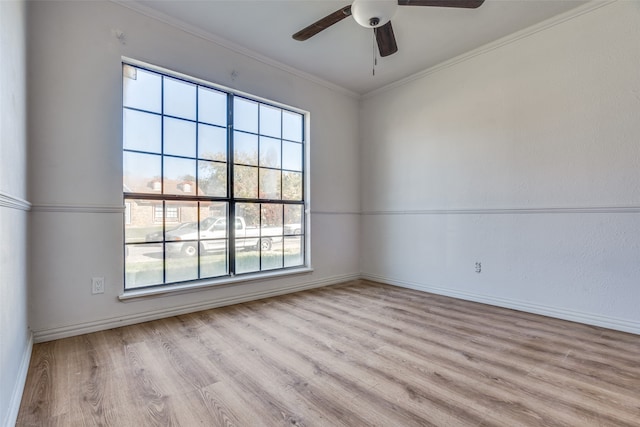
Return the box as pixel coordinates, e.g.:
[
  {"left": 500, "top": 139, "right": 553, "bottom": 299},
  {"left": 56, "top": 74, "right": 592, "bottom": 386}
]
[
  {"left": 27, "top": 0, "right": 360, "bottom": 341},
  {"left": 0, "top": 1, "right": 31, "bottom": 425},
  {"left": 360, "top": 1, "right": 640, "bottom": 334}
]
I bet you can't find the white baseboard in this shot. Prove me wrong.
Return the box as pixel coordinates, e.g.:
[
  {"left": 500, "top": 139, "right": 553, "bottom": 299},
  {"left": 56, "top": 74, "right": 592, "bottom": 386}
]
[
  {"left": 32, "top": 271, "right": 639, "bottom": 342},
  {"left": 4, "top": 332, "right": 33, "bottom": 427},
  {"left": 33, "top": 273, "right": 360, "bottom": 343},
  {"left": 362, "top": 273, "right": 640, "bottom": 336}
]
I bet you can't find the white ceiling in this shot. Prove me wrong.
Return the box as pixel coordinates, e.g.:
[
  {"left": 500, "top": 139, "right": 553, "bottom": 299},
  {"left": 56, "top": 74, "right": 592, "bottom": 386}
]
[{"left": 130, "top": 0, "right": 588, "bottom": 95}]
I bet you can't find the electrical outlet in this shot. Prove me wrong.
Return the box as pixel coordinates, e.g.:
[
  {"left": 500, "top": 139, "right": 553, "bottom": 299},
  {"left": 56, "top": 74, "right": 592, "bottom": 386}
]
[
  {"left": 475, "top": 262, "right": 482, "bottom": 273},
  {"left": 92, "top": 277, "right": 105, "bottom": 294}
]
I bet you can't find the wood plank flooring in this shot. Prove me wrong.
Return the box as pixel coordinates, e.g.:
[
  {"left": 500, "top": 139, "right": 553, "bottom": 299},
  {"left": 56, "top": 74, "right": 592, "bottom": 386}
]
[{"left": 17, "top": 280, "right": 640, "bottom": 426}]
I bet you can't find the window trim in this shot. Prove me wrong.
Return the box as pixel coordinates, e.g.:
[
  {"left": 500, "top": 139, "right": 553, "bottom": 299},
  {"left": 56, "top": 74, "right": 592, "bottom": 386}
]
[
  {"left": 119, "top": 266, "right": 314, "bottom": 301},
  {"left": 121, "top": 57, "right": 311, "bottom": 295}
]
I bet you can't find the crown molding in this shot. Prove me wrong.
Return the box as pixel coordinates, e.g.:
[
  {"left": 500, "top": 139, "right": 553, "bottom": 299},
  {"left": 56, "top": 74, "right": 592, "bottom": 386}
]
[
  {"left": 363, "top": 0, "right": 616, "bottom": 100},
  {"left": 110, "top": 0, "right": 360, "bottom": 100}
]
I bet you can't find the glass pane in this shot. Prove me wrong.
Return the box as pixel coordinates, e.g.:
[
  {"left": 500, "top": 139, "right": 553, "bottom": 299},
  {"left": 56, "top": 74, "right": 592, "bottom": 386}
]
[
  {"left": 234, "top": 165, "right": 258, "bottom": 199},
  {"left": 124, "top": 199, "right": 163, "bottom": 244},
  {"left": 123, "top": 152, "right": 161, "bottom": 194},
  {"left": 236, "top": 201, "right": 260, "bottom": 265},
  {"left": 234, "top": 97, "right": 258, "bottom": 133},
  {"left": 236, "top": 203, "right": 259, "bottom": 229},
  {"left": 259, "top": 136, "right": 281, "bottom": 168},
  {"left": 198, "top": 124, "right": 226, "bottom": 161},
  {"left": 235, "top": 240, "right": 259, "bottom": 274},
  {"left": 284, "top": 205, "right": 303, "bottom": 235},
  {"left": 164, "top": 201, "right": 198, "bottom": 242},
  {"left": 201, "top": 244, "right": 228, "bottom": 278},
  {"left": 261, "top": 204, "right": 283, "bottom": 236},
  {"left": 259, "top": 169, "right": 281, "bottom": 200},
  {"left": 234, "top": 131, "right": 258, "bottom": 166},
  {"left": 164, "top": 117, "right": 196, "bottom": 158},
  {"left": 259, "top": 104, "right": 281, "bottom": 138},
  {"left": 282, "top": 141, "right": 302, "bottom": 171},
  {"left": 166, "top": 242, "right": 198, "bottom": 282},
  {"left": 200, "top": 216, "right": 228, "bottom": 240},
  {"left": 282, "top": 171, "right": 303, "bottom": 201},
  {"left": 123, "top": 109, "right": 161, "bottom": 153},
  {"left": 284, "top": 236, "right": 304, "bottom": 268},
  {"left": 198, "top": 86, "right": 227, "bottom": 127},
  {"left": 125, "top": 243, "right": 164, "bottom": 289},
  {"left": 123, "top": 65, "right": 161, "bottom": 113},
  {"left": 198, "top": 160, "right": 226, "bottom": 197},
  {"left": 163, "top": 157, "right": 196, "bottom": 195},
  {"left": 163, "top": 76, "right": 196, "bottom": 120},
  {"left": 200, "top": 201, "right": 228, "bottom": 238},
  {"left": 283, "top": 110, "right": 303, "bottom": 142},
  {"left": 262, "top": 239, "right": 283, "bottom": 271}
]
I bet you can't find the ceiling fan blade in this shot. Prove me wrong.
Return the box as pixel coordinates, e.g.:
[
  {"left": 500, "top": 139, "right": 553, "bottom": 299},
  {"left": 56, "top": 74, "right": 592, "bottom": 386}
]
[
  {"left": 398, "top": 0, "right": 485, "bottom": 8},
  {"left": 375, "top": 21, "right": 398, "bottom": 57},
  {"left": 292, "top": 5, "right": 352, "bottom": 41}
]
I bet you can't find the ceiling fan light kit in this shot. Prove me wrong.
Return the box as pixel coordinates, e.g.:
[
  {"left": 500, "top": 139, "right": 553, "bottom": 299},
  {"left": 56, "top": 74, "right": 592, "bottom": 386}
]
[
  {"left": 352, "top": 0, "right": 398, "bottom": 28},
  {"left": 292, "top": 0, "right": 485, "bottom": 58}
]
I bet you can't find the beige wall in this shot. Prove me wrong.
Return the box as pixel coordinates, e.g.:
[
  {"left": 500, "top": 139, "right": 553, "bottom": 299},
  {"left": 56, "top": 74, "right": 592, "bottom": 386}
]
[
  {"left": 1, "top": 1, "right": 30, "bottom": 425},
  {"left": 27, "top": 0, "right": 361, "bottom": 341},
  {"left": 360, "top": 1, "right": 640, "bottom": 333}
]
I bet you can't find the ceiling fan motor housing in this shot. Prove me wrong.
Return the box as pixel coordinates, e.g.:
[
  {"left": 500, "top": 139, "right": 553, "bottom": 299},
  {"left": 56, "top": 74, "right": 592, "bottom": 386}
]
[{"left": 352, "top": 0, "right": 398, "bottom": 28}]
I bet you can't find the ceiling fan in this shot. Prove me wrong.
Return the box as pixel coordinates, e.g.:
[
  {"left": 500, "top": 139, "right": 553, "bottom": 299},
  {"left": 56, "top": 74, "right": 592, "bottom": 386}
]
[{"left": 293, "top": 0, "right": 485, "bottom": 57}]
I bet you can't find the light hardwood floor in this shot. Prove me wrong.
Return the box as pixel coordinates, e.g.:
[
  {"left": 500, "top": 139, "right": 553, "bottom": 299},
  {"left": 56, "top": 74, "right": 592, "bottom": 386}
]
[{"left": 17, "top": 280, "right": 640, "bottom": 426}]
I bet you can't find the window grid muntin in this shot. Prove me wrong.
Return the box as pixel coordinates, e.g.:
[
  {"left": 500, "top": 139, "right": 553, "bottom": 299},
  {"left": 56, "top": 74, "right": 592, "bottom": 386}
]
[{"left": 123, "top": 63, "right": 305, "bottom": 291}]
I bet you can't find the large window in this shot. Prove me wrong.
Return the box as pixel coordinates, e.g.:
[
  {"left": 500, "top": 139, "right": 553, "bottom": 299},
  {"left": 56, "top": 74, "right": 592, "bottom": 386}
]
[{"left": 123, "top": 63, "right": 306, "bottom": 290}]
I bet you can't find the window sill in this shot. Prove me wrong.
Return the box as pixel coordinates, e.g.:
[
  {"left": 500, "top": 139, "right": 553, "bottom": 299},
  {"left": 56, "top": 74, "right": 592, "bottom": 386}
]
[{"left": 119, "top": 266, "right": 314, "bottom": 301}]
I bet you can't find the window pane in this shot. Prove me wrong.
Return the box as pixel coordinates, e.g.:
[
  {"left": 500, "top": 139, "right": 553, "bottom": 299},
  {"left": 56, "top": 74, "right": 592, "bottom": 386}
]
[
  {"left": 201, "top": 246, "right": 228, "bottom": 278},
  {"left": 259, "top": 136, "right": 281, "bottom": 168},
  {"left": 259, "top": 104, "right": 281, "bottom": 138},
  {"left": 164, "top": 117, "right": 196, "bottom": 158},
  {"left": 123, "top": 66, "right": 161, "bottom": 113},
  {"left": 282, "top": 171, "right": 303, "bottom": 201},
  {"left": 123, "top": 109, "right": 161, "bottom": 153},
  {"left": 236, "top": 203, "right": 259, "bottom": 229},
  {"left": 284, "top": 205, "right": 303, "bottom": 235},
  {"left": 200, "top": 201, "right": 228, "bottom": 239},
  {"left": 259, "top": 168, "right": 281, "bottom": 200},
  {"left": 262, "top": 239, "right": 283, "bottom": 270},
  {"left": 234, "top": 202, "right": 259, "bottom": 274},
  {"left": 164, "top": 201, "right": 197, "bottom": 241},
  {"left": 198, "top": 160, "right": 226, "bottom": 197},
  {"left": 235, "top": 240, "right": 259, "bottom": 274},
  {"left": 163, "top": 157, "right": 196, "bottom": 195},
  {"left": 234, "top": 131, "right": 258, "bottom": 166},
  {"left": 282, "top": 141, "right": 302, "bottom": 171},
  {"left": 125, "top": 243, "right": 164, "bottom": 289},
  {"left": 198, "top": 124, "right": 226, "bottom": 161},
  {"left": 124, "top": 199, "right": 163, "bottom": 243},
  {"left": 163, "top": 76, "right": 196, "bottom": 120},
  {"left": 234, "top": 165, "right": 258, "bottom": 199},
  {"left": 165, "top": 242, "right": 198, "bottom": 282},
  {"left": 123, "top": 152, "right": 161, "bottom": 194},
  {"left": 198, "top": 86, "right": 227, "bottom": 127},
  {"left": 200, "top": 202, "right": 228, "bottom": 229},
  {"left": 284, "top": 236, "right": 304, "bottom": 267},
  {"left": 234, "top": 97, "right": 258, "bottom": 133},
  {"left": 261, "top": 204, "right": 283, "bottom": 236},
  {"left": 199, "top": 215, "right": 228, "bottom": 240},
  {"left": 283, "top": 110, "right": 303, "bottom": 142}
]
